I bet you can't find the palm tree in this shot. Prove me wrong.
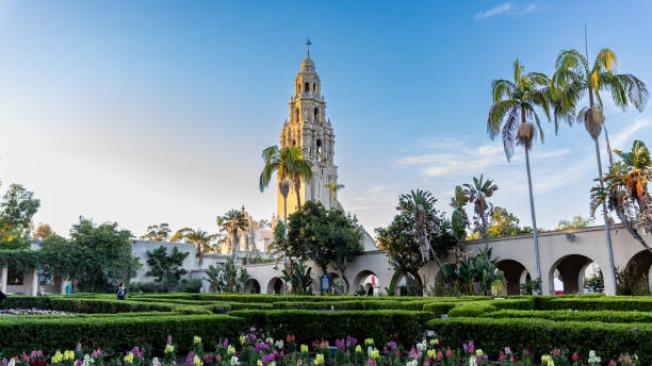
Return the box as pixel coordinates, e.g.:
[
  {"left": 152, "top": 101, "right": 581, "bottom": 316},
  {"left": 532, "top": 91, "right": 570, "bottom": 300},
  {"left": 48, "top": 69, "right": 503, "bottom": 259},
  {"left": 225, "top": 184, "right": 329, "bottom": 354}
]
[
  {"left": 324, "top": 180, "right": 345, "bottom": 207},
  {"left": 592, "top": 140, "right": 652, "bottom": 254},
  {"left": 170, "top": 227, "right": 217, "bottom": 266},
  {"left": 463, "top": 175, "right": 498, "bottom": 248},
  {"left": 217, "top": 209, "right": 249, "bottom": 259},
  {"left": 553, "top": 47, "right": 648, "bottom": 291},
  {"left": 398, "top": 189, "right": 453, "bottom": 290},
  {"left": 259, "top": 145, "right": 313, "bottom": 222},
  {"left": 487, "top": 59, "right": 551, "bottom": 290}
]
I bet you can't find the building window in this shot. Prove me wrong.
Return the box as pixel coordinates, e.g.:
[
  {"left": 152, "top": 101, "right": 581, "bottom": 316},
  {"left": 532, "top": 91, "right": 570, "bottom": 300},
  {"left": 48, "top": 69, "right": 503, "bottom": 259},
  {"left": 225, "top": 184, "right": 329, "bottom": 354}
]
[
  {"left": 316, "top": 139, "right": 323, "bottom": 159},
  {"left": 304, "top": 82, "right": 310, "bottom": 93},
  {"left": 8, "top": 267, "right": 24, "bottom": 286},
  {"left": 295, "top": 108, "right": 299, "bottom": 122},
  {"left": 314, "top": 107, "right": 319, "bottom": 121}
]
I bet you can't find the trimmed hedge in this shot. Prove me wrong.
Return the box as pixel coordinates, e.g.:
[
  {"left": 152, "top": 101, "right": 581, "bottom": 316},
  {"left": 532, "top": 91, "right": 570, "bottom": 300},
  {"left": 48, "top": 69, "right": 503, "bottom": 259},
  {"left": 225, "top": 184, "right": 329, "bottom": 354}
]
[
  {"left": 535, "top": 297, "right": 652, "bottom": 311},
  {"left": 0, "top": 296, "right": 50, "bottom": 309},
  {"left": 484, "top": 309, "right": 652, "bottom": 323},
  {"left": 0, "top": 314, "right": 244, "bottom": 356},
  {"left": 49, "top": 298, "right": 177, "bottom": 313},
  {"left": 428, "top": 317, "right": 652, "bottom": 364},
  {"left": 447, "top": 298, "right": 535, "bottom": 317},
  {"left": 229, "top": 309, "right": 433, "bottom": 346}
]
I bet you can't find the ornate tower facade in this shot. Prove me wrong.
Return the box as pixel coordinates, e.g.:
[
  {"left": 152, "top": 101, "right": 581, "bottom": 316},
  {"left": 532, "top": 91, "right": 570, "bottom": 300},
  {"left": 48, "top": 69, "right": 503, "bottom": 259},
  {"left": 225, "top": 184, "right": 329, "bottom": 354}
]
[{"left": 277, "top": 53, "right": 338, "bottom": 220}]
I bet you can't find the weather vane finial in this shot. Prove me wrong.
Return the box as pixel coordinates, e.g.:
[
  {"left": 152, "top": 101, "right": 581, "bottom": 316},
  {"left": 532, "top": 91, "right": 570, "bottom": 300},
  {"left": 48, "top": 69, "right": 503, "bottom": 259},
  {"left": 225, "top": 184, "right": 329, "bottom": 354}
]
[{"left": 306, "top": 37, "right": 312, "bottom": 57}]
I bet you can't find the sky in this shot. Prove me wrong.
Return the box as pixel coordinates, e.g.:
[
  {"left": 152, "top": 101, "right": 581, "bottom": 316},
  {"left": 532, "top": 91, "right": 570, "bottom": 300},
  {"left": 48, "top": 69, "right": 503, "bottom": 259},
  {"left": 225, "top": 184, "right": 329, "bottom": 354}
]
[{"left": 1, "top": 1, "right": 651, "bottom": 238}]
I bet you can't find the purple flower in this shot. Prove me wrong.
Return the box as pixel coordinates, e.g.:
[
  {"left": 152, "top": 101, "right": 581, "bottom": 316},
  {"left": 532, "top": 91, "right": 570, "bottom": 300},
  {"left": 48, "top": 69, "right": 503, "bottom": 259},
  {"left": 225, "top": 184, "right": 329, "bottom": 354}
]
[
  {"left": 131, "top": 347, "right": 144, "bottom": 360},
  {"left": 30, "top": 351, "right": 43, "bottom": 359},
  {"left": 223, "top": 339, "right": 229, "bottom": 348},
  {"left": 463, "top": 341, "right": 475, "bottom": 354},
  {"left": 262, "top": 353, "right": 275, "bottom": 366},
  {"left": 386, "top": 341, "right": 397, "bottom": 352},
  {"left": 0, "top": 358, "right": 7, "bottom": 366},
  {"left": 92, "top": 349, "right": 102, "bottom": 359},
  {"left": 185, "top": 352, "right": 196, "bottom": 366},
  {"left": 367, "top": 359, "right": 376, "bottom": 366},
  {"left": 255, "top": 341, "right": 270, "bottom": 354},
  {"left": 74, "top": 360, "right": 83, "bottom": 366},
  {"left": 346, "top": 336, "right": 358, "bottom": 347},
  {"left": 335, "top": 339, "right": 346, "bottom": 350},
  {"left": 167, "top": 336, "right": 174, "bottom": 345}
]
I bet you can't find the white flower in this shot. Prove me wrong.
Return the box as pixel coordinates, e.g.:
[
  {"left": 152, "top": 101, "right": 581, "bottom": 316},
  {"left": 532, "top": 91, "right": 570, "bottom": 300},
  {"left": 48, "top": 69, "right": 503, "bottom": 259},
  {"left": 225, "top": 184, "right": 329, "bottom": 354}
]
[
  {"left": 588, "top": 351, "right": 601, "bottom": 365},
  {"left": 468, "top": 355, "right": 477, "bottom": 366},
  {"left": 8, "top": 359, "right": 15, "bottom": 366},
  {"left": 230, "top": 356, "right": 240, "bottom": 366},
  {"left": 406, "top": 360, "right": 418, "bottom": 366},
  {"left": 416, "top": 340, "right": 427, "bottom": 352},
  {"left": 152, "top": 358, "right": 161, "bottom": 366},
  {"left": 275, "top": 340, "right": 284, "bottom": 350},
  {"left": 82, "top": 354, "right": 95, "bottom": 366}
]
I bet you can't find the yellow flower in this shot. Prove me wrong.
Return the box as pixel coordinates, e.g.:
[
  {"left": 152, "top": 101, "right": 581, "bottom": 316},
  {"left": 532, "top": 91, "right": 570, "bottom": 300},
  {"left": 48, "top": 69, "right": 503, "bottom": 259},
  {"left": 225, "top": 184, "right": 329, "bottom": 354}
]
[
  {"left": 355, "top": 345, "right": 362, "bottom": 353},
  {"left": 63, "top": 351, "right": 75, "bottom": 361},
  {"left": 476, "top": 350, "right": 484, "bottom": 357},
  {"left": 193, "top": 336, "right": 202, "bottom": 345},
  {"left": 227, "top": 345, "right": 236, "bottom": 355},
  {"left": 268, "top": 362, "right": 275, "bottom": 366},
  {"left": 300, "top": 344, "right": 309, "bottom": 354},
  {"left": 239, "top": 336, "right": 246, "bottom": 345},
  {"left": 164, "top": 345, "right": 175, "bottom": 354},
  {"left": 429, "top": 339, "right": 439, "bottom": 346},
  {"left": 51, "top": 351, "right": 63, "bottom": 364},
  {"left": 364, "top": 338, "right": 374, "bottom": 346},
  {"left": 193, "top": 355, "right": 203, "bottom": 366},
  {"left": 313, "top": 354, "right": 325, "bottom": 366},
  {"left": 124, "top": 352, "right": 134, "bottom": 364},
  {"left": 370, "top": 349, "right": 380, "bottom": 360},
  {"left": 257, "top": 360, "right": 263, "bottom": 366},
  {"left": 427, "top": 350, "right": 436, "bottom": 359}
]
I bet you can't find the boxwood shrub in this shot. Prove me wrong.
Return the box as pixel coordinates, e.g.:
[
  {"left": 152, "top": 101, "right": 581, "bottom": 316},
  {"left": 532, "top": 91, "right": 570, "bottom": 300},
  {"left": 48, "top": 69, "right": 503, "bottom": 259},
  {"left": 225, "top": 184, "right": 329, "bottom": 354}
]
[
  {"left": 484, "top": 309, "right": 652, "bottom": 323},
  {"left": 428, "top": 317, "right": 652, "bottom": 364},
  {"left": 535, "top": 297, "right": 652, "bottom": 311},
  {"left": 49, "top": 298, "right": 177, "bottom": 313},
  {"left": 229, "top": 309, "right": 433, "bottom": 347},
  {"left": 0, "top": 314, "right": 244, "bottom": 356}
]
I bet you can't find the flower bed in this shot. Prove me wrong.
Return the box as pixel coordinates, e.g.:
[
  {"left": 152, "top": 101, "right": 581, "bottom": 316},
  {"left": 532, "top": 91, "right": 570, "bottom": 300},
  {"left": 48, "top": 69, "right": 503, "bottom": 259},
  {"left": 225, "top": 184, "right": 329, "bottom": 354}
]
[
  {"left": 0, "top": 309, "right": 74, "bottom": 316},
  {"left": 0, "top": 334, "right": 641, "bottom": 366}
]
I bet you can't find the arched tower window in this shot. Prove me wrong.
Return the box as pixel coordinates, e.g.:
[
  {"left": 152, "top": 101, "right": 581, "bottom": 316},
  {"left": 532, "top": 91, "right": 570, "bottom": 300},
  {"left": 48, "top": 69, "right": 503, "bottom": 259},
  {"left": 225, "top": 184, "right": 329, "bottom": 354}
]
[
  {"left": 295, "top": 108, "right": 299, "bottom": 123},
  {"left": 316, "top": 139, "right": 323, "bottom": 160},
  {"left": 314, "top": 107, "right": 319, "bottom": 122},
  {"left": 304, "top": 82, "right": 310, "bottom": 93}
]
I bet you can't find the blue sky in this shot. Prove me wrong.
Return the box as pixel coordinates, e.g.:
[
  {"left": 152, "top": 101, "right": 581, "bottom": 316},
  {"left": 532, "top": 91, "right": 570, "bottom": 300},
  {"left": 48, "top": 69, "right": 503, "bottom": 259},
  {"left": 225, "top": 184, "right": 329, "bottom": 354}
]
[{"left": 1, "top": 1, "right": 651, "bottom": 237}]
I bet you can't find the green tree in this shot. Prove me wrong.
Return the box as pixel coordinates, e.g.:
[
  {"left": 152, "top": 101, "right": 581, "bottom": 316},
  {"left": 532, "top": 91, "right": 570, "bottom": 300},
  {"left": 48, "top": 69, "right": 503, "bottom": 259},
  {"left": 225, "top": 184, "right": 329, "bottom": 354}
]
[
  {"left": 463, "top": 175, "right": 498, "bottom": 247},
  {"left": 0, "top": 183, "right": 40, "bottom": 249},
  {"left": 281, "top": 261, "right": 313, "bottom": 295},
  {"left": 205, "top": 257, "right": 250, "bottom": 293},
  {"left": 376, "top": 189, "right": 456, "bottom": 295},
  {"left": 259, "top": 145, "right": 313, "bottom": 222},
  {"left": 287, "top": 201, "right": 362, "bottom": 291},
  {"left": 488, "top": 59, "right": 551, "bottom": 287},
  {"left": 487, "top": 207, "right": 530, "bottom": 238},
  {"left": 141, "top": 223, "right": 172, "bottom": 241},
  {"left": 553, "top": 46, "right": 648, "bottom": 292},
  {"left": 68, "top": 217, "right": 140, "bottom": 292},
  {"left": 557, "top": 216, "right": 593, "bottom": 230},
  {"left": 217, "top": 209, "right": 249, "bottom": 258},
  {"left": 145, "top": 246, "right": 189, "bottom": 290},
  {"left": 39, "top": 234, "right": 87, "bottom": 285}
]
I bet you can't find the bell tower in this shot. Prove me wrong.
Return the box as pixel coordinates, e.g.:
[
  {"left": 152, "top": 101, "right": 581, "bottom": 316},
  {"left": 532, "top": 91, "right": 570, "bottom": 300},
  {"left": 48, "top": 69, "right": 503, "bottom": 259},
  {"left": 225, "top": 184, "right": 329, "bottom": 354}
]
[{"left": 278, "top": 44, "right": 339, "bottom": 220}]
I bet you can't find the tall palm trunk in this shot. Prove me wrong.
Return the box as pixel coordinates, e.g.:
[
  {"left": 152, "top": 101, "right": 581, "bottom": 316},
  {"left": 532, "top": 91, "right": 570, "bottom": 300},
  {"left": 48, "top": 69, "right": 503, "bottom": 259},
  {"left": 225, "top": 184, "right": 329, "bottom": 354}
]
[
  {"left": 594, "top": 138, "right": 618, "bottom": 293},
  {"left": 589, "top": 89, "right": 618, "bottom": 294},
  {"left": 480, "top": 214, "right": 489, "bottom": 249},
  {"left": 231, "top": 231, "right": 239, "bottom": 259},
  {"left": 294, "top": 178, "right": 302, "bottom": 210},
  {"left": 523, "top": 139, "right": 542, "bottom": 293}
]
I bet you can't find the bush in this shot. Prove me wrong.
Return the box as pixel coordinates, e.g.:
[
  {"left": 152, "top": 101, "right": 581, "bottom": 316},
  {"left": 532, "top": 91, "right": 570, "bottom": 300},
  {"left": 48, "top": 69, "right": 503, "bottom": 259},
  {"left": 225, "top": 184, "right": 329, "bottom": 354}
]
[
  {"left": 0, "top": 314, "right": 244, "bottom": 355},
  {"left": 177, "top": 278, "right": 203, "bottom": 293},
  {"left": 428, "top": 317, "right": 652, "bottom": 364},
  {"left": 485, "top": 309, "right": 652, "bottom": 323},
  {"left": 0, "top": 296, "right": 50, "bottom": 309},
  {"left": 229, "top": 309, "right": 433, "bottom": 347},
  {"left": 535, "top": 296, "right": 652, "bottom": 311},
  {"left": 49, "top": 298, "right": 177, "bottom": 313}
]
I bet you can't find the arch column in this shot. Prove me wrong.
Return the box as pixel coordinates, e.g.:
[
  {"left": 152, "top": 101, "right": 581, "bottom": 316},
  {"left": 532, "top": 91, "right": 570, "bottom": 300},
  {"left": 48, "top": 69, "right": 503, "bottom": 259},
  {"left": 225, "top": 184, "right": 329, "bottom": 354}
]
[{"left": 0, "top": 262, "right": 7, "bottom": 294}]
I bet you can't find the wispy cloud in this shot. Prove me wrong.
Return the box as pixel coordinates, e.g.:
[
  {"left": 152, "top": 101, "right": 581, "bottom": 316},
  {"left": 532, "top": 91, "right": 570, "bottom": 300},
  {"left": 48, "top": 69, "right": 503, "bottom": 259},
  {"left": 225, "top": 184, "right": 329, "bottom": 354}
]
[
  {"left": 474, "top": 2, "right": 540, "bottom": 19},
  {"left": 475, "top": 2, "right": 513, "bottom": 19}
]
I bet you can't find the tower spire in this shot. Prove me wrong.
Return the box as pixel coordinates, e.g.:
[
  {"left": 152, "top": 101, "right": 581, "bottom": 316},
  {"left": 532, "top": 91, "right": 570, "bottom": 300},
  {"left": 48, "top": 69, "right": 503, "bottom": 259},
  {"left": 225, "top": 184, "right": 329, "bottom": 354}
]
[{"left": 306, "top": 37, "right": 312, "bottom": 57}]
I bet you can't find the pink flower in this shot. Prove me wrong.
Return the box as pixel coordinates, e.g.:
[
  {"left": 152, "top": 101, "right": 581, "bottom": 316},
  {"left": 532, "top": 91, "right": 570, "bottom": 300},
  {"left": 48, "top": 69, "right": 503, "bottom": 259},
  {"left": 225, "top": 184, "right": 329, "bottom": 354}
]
[{"left": 445, "top": 349, "right": 454, "bottom": 358}]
